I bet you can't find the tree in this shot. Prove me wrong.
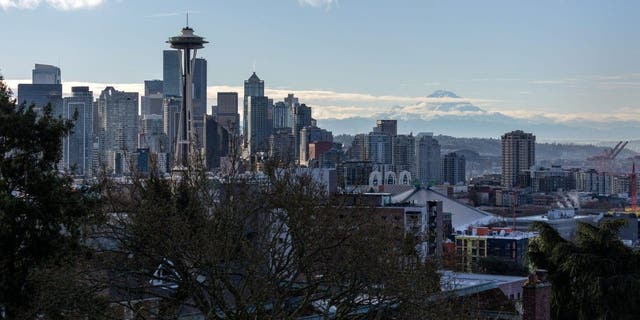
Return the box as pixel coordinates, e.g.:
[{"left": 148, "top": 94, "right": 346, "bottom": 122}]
[
  {"left": 528, "top": 220, "right": 640, "bottom": 319},
  {"left": 0, "top": 77, "right": 109, "bottom": 318},
  {"left": 96, "top": 156, "right": 473, "bottom": 319}
]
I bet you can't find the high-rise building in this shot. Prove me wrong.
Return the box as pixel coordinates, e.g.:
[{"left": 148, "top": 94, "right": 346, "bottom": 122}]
[
  {"left": 392, "top": 134, "right": 415, "bottom": 177},
  {"left": 139, "top": 114, "right": 165, "bottom": 154},
  {"left": 215, "top": 92, "right": 239, "bottom": 135},
  {"left": 272, "top": 101, "right": 289, "bottom": 129},
  {"left": 284, "top": 93, "right": 299, "bottom": 128},
  {"left": 96, "top": 87, "right": 139, "bottom": 173},
  {"left": 246, "top": 96, "right": 271, "bottom": 156},
  {"left": 17, "top": 64, "right": 62, "bottom": 116},
  {"left": 299, "top": 125, "right": 333, "bottom": 165},
  {"left": 416, "top": 133, "right": 441, "bottom": 185},
  {"left": 349, "top": 134, "right": 368, "bottom": 161},
  {"left": 163, "top": 96, "right": 182, "bottom": 162},
  {"left": 269, "top": 128, "right": 296, "bottom": 164},
  {"left": 167, "top": 25, "right": 208, "bottom": 169},
  {"left": 62, "top": 86, "right": 93, "bottom": 177},
  {"left": 442, "top": 152, "right": 466, "bottom": 185},
  {"left": 308, "top": 141, "right": 333, "bottom": 167},
  {"left": 203, "top": 115, "right": 229, "bottom": 170},
  {"left": 367, "top": 132, "right": 392, "bottom": 165},
  {"left": 284, "top": 93, "right": 299, "bottom": 109},
  {"left": 192, "top": 58, "right": 207, "bottom": 147},
  {"left": 141, "top": 80, "right": 164, "bottom": 116},
  {"left": 144, "top": 80, "right": 163, "bottom": 96},
  {"left": 243, "top": 72, "right": 265, "bottom": 148},
  {"left": 292, "top": 103, "right": 312, "bottom": 160},
  {"left": 163, "top": 50, "right": 181, "bottom": 97},
  {"left": 501, "top": 130, "right": 535, "bottom": 189},
  {"left": 375, "top": 120, "right": 397, "bottom": 136},
  {"left": 32, "top": 64, "right": 61, "bottom": 84}
]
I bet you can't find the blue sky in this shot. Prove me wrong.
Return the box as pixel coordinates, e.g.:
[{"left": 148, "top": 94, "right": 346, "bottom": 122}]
[{"left": 2, "top": 0, "right": 640, "bottom": 137}]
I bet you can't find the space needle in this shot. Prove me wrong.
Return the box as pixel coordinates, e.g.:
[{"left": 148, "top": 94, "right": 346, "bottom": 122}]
[{"left": 167, "top": 16, "right": 208, "bottom": 170}]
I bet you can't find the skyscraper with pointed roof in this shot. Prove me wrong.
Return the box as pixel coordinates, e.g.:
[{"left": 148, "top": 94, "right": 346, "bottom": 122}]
[{"left": 243, "top": 72, "right": 264, "bottom": 143}]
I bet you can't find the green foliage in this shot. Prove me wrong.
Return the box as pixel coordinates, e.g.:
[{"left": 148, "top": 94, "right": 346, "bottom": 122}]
[
  {"left": 0, "top": 77, "right": 108, "bottom": 318},
  {"left": 528, "top": 220, "right": 640, "bottom": 319}
]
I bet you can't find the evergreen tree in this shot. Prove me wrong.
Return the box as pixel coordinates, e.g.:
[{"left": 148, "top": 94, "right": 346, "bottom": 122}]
[
  {"left": 528, "top": 220, "right": 640, "bottom": 319},
  {"left": 0, "top": 77, "right": 108, "bottom": 318}
]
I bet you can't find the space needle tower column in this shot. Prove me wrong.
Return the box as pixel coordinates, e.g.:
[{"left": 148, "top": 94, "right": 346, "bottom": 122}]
[{"left": 167, "top": 20, "right": 208, "bottom": 170}]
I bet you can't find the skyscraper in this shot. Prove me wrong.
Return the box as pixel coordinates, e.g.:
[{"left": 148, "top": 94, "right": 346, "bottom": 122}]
[
  {"left": 163, "top": 50, "right": 181, "bottom": 97},
  {"left": 292, "top": 103, "right": 312, "bottom": 160},
  {"left": 96, "top": 87, "right": 139, "bottom": 173},
  {"left": 32, "top": 64, "right": 61, "bottom": 84},
  {"left": 163, "top": 96, "right": 181, "bottom": 161},
  {"left": 367, "top": 132, "right": 393, "bottom": 165},
  {"left": 416, "top": 133, "right": 441, "bottom": 185},
  {"left": 442, "top": 152, "right": 466, "bottom": 185},
  {"left": 203, "top": 115, "right": 229, "bottom": 170},
  {"left": 392, "top": 134, "right": 415, "bottom": 177},
  {"left": 139, "top": 114, "right": 165, "bottom": 153},
  {"left": 284, "top": 93, "right": 299, "bottom": 128},
  {"left": 349, "top": 134, "right": 368, "bottom": 161},
  {"left": 62, "top": 86, "right": 93, "bottom": 177},
  {"left": 144, "top": 80, "right": 163, "bottom": 95},
  {"left": 375, "top": 120, "right": 397, "bottom": 136},
  {"left": 272, "top": 101, "right": 289, "bottom": 129},
  {"left": 243, "top": 72, "right": 265, "bottom": 148},
  {"left": 141, "top": 80, "right": 164, "bottom": 116},
  {"left": 299, "top": 125, "right": 333, "bottom": 165},
  {"left": 215, "top": 92, "right": 240, "bottom": 136},
  {"left": 246, "top": 96, "right": 271, "bottom": 155},
  {"left": 501, "top": 130, "right": 536, "bottom": 189},
  {"left": 17, "top": 64, "right": 62, "bottom": 116},
  {"left": 270, "top": 128, "right": 296, "bottom": 164},
  {"left": 192, "top": 58, "right": 207, "bottom": 147}
]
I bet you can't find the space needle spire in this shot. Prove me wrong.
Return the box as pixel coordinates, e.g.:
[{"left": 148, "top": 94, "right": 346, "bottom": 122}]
[{"left": 167, "top": 18, "right": 209, "bottom": 170}]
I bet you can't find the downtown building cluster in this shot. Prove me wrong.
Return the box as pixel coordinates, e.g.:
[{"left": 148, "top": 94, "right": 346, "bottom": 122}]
[
  {"left": 14, "top": 64, "right": 339, "bottom": 178},
  {"left": 342, "top": 121, "right": 466, "bottom": 190}
]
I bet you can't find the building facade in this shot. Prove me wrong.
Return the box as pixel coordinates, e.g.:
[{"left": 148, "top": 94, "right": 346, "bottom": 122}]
[
  {"left": 141, "top": 80, "right": 164, "bottom": 116},
  {"left": 215, "top": 92, "right": 239, "bottom": 135},
  {"left": 162, "top": 50, "right": 181, "bottom": 97},
  {"left": 203, "top": 115, "right": 229, "bottom": 170},
  {"left": 32, "top": 64, "right": 61, "bottom": 84},
  {"left": 292, "top": 103, "right": 312, "bottom": 160},
  {"left": 246, "top": 96, "right": 271, "bottom": 156},
  {"left": 96, "top": 87, "right": 139, "bottom": 173},
  {"left": 243, "top": 72, "right": 265, "bottom": 149},
  {"left": 392, "top": 134, "right": 416, "bottom": 178},
  {"left": 416, "top": 133, "right": 442, "bottom": 185},
  {"left": 18, "top": 64, "right": 63, "bottom": 116},
  {"left": 374, "top": 119, "right": 397, "bottom": 136},
  {"left": 501, "top": 130, "right": 536, "bottom": 189},
  {"left": 442, "top": 152, "right": 466, "bottom": 185},
  {"left": 62, "top": 86, "right": 93, "bottom": 177},
  {"left": 367, "top": 132, "right": 393, "bottom": 165},
  {"left": 192, "top": 58, "right": 207, "bottom": 146}
]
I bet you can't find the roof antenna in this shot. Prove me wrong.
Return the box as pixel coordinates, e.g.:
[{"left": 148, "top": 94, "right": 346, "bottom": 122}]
[
  {"left": 252, "top": 60, "right": 256, "bottom": 73},
  {"left": 186, "top": 11, "right": 189, "bottom": 27}
]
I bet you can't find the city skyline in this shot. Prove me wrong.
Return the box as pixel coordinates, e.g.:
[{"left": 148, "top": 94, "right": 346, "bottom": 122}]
[{"left": 2, "top": 0, "right": 640, "bottom": 140}]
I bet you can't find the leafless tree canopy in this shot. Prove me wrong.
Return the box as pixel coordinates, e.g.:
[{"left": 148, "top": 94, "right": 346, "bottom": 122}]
[{"left": 92, "top": 157, "right": 471, "bottom": 319}]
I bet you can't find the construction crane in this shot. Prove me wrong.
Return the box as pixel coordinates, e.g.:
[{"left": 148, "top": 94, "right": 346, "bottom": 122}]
[{"left": 587, "top": 141, "right": 628, "bottom": 173}]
